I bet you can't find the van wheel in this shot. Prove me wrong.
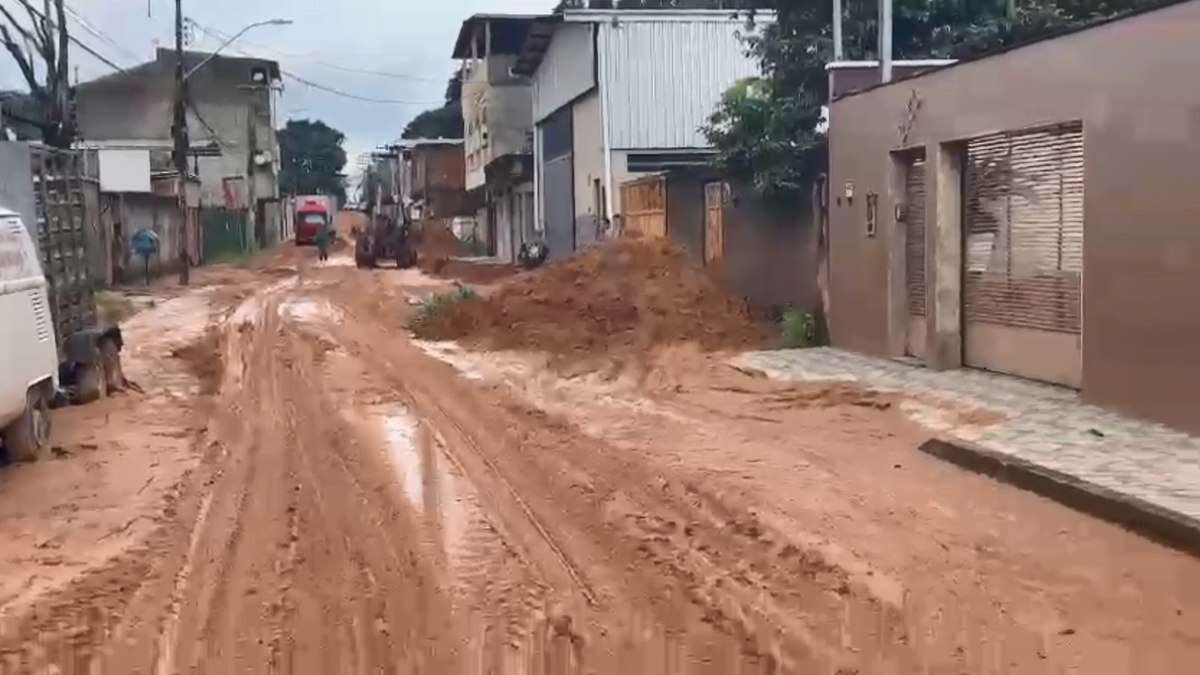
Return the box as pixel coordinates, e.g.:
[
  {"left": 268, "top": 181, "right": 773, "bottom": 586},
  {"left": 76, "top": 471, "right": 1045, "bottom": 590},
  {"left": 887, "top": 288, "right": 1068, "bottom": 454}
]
[
  {"left": 76, "top": 363, "right": 108, "bottom": 404},
  {"left": 6, "top": 387, "right": 51, "bottom": 462}
]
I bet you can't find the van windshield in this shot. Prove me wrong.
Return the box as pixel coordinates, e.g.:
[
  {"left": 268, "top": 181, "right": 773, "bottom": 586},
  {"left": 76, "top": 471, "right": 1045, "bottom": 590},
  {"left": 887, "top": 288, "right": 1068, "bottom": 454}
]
[{"left": 301, "top": 213, "right": 327, "bottom": 225}]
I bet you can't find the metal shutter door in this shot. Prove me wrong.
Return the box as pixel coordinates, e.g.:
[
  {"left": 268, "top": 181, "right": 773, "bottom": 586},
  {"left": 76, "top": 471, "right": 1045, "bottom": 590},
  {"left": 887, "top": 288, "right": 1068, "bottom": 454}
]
[
  {"left": 905, "top": 157, "right": 927, "bottom": 317},
  {"left": 543, "top": 155, "right": 575, "bottom": 260},
  {"left": 964, "top": 123, "right": 1084, "bottom": 386}
]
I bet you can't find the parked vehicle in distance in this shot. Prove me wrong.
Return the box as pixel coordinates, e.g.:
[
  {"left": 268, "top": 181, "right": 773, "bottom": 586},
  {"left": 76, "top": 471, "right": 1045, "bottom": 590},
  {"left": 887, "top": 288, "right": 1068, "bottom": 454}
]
[
  {"left": 0, "top": 207, "right": 59, "bottom": 461},
  {"left": 293, "top": 195, "right": 335, "bottom": 245}
]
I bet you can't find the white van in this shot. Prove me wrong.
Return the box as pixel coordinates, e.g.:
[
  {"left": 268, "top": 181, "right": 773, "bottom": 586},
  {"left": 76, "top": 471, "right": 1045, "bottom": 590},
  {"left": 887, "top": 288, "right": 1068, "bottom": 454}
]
[{"left": 0, "top": 206, "right": 58, "bottom": 461}]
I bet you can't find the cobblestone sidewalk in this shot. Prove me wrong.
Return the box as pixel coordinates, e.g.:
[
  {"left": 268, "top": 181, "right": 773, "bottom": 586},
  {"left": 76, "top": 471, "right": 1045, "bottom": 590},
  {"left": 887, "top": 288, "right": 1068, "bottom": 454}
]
[{"left": 732, "top": 348, "right": 1200, "bottom": 523}]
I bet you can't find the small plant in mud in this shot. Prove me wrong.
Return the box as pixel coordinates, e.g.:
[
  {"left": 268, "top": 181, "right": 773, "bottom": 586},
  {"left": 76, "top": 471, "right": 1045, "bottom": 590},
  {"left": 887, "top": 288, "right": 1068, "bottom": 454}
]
[
  {"left": 779, "top": 308, "right": 817, "bottom": 349},
  {"left": 412, "top": 284, "right": 479, "bottom": 325}
]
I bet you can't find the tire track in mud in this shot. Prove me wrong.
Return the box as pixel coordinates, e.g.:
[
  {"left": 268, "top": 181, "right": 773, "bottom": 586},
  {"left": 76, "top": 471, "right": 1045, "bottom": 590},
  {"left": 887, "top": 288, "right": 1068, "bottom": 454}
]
[
  {"left": 319, "top": 277, "right": 815, "bottom": 672},
  {"left": 320, "top": 266, "right": 944, "bottom": 674}
]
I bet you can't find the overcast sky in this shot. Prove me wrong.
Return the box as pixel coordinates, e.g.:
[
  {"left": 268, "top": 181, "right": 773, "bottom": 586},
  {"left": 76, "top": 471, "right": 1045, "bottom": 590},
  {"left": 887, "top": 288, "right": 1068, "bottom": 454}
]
[{"left": 0, "top": 0, "right": 555, "bottom": 186}]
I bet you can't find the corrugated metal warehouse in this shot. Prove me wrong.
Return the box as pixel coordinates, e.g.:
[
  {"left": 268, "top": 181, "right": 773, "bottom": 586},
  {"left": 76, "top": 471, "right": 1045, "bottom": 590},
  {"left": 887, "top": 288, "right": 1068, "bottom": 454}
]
[{"left": 515, "top": 9, "right": 771, "bottom": 260}]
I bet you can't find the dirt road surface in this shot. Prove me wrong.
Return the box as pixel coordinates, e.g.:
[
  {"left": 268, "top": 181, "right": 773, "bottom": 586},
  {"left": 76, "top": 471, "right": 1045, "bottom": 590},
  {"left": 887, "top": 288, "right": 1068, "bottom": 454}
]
[{"left": 3, "top": 246, "right": 1200, "bottom": 674}]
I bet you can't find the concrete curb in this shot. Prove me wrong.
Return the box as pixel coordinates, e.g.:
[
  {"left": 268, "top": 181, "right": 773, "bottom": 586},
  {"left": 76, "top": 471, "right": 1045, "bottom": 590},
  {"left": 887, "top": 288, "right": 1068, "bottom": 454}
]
[{"left": 919, "top": 438, "right": 1200, "bottom": 558}]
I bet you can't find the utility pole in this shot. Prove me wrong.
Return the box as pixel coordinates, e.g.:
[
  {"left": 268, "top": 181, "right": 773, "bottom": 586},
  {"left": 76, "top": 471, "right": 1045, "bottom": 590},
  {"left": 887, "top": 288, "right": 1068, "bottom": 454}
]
[
  {"left": 832, "top": 0, "right": 844, "bottom": 61},
  {"left": 172, "top": 0, "right": 190, "bottom": 284},
  {"left": 879, "top": 0, "right": 893, "bottom": 83}
]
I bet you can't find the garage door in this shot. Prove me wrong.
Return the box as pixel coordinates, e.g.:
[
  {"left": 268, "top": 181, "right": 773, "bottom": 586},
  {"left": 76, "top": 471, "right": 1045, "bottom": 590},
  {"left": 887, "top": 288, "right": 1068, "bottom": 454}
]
[
  {"left": 904, "top": 154, "right": 927, "bottom": 357},
  {"left": 541, "top": 108, "right": 575, "bottom": 260},
  {"left": 963, "top": 122, "right": 1084, "bottom": 387},
  {"left": 543, "top": 156, "right": 574, "bottom": 260}
]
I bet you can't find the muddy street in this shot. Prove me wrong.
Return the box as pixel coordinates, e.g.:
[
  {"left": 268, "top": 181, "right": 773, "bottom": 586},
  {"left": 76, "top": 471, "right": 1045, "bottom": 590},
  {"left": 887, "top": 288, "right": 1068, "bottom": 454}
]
[{"left": 3, "top": 245, "right": 1200, "bottom": 675}]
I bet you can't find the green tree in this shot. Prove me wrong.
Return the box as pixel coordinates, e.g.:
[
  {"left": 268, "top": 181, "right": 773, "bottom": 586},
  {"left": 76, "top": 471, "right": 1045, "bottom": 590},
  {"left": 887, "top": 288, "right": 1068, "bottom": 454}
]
[
  {"left": 402, "top": 70, "right": 464, "bottom": 139},
  {"left": 278, "top": 119, "right": 348, "bottom": 203},
  {"left": 707, "top": 0, "right": 1158, "bottom": 202}
]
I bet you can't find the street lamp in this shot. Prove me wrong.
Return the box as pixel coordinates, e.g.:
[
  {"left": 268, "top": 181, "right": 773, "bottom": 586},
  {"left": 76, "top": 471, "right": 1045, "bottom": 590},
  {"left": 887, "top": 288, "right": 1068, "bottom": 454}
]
[{"left": 184, "top": 19, "right": 292, "bottom": 81}]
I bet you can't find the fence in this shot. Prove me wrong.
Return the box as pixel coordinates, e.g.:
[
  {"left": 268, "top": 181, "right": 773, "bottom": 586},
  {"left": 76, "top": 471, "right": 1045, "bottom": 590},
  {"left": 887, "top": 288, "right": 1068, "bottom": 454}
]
[{"left": 619, "top": 175, "right": 666, "bottom": 238}]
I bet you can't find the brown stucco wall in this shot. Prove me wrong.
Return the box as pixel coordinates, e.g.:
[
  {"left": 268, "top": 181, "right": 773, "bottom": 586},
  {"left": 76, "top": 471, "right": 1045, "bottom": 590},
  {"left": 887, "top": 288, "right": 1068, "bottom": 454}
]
[
  {"left": 721, "top": 181, "right": 820, "bottom": 315},
  {"left": 664, "top": 167, "right": 715, "bottom": 266},
  {"left": 665, "top": 170, "right": 820, "bottom": 315},
  {"left": 828, "top": 0, "right": 1200, "bottom": 431},
  {"left": 413, "top": 145, "right": 471, "bottom": 217}
]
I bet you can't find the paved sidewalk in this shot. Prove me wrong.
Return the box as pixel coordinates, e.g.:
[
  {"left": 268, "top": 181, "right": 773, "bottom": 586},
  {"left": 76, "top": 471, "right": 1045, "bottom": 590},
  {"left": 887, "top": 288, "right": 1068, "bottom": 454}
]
[{"left": 732, "top": 348, "right": 1200, "bottom": 524}]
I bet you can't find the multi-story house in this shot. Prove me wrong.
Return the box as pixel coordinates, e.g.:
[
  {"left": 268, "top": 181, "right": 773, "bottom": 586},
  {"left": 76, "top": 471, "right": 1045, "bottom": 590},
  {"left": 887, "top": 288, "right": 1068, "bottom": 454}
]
[
  {"left": 453, "top": 14, "right": 538, "bottom": 262},
  {"left": 76, "top": 49, "right": 283, "bottom": 254}
]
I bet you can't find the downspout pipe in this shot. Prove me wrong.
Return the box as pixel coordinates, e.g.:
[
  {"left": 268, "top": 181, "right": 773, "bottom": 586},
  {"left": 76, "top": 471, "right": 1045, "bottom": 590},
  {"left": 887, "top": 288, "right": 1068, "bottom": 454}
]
[
  {"left": 879, "top": 0, "right": 893, "bottom": 83},
  {"left": 597, "top": 22, "right": 616, "bottom": 232},
  {"left": 833, "top": 0, "right": 844, "bottom": 60}
]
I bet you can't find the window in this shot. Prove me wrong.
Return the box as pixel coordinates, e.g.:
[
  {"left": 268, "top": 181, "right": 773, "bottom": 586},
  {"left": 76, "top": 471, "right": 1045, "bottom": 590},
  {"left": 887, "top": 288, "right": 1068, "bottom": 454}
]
[{"left": 301, "top": 213, "right": 326, "bottom": 225}]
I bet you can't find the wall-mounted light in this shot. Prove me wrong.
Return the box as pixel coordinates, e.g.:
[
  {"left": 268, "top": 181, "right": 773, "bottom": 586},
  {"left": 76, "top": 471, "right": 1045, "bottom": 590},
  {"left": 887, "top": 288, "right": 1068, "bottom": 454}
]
[{"left": 866, "top": 193, "right": 878, "bottom": 237}]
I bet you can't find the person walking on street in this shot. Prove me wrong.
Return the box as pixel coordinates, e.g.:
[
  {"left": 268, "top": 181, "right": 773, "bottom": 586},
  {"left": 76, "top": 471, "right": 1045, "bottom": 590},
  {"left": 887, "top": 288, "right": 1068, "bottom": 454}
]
[{"left": 315, "top": 219, "right": 332, "bottom": 262}]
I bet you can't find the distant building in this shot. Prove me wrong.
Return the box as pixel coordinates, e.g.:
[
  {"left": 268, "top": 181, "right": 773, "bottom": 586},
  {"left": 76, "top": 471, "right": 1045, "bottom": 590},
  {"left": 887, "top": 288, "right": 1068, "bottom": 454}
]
[
  {"left": 513, "top": 8, "right": 772, "bottom": 260},
  {"left": 76, "top": 49, "right": 283, "bottom": 256},
  {"left": 453, "top": 14, "right": 538, "bottom": 263},
  {"left": 396, "top": 139, "right": 470, "bottom": 222}
]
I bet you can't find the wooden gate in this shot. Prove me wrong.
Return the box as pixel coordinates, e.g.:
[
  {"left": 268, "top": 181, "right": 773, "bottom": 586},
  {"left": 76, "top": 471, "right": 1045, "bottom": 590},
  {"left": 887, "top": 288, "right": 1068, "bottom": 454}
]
[
  {"left": 703, "top": 181, "right": 725, "bottom": 263},
  {"left": 620, "top": 175, "right": 666, "bottom": 238}
]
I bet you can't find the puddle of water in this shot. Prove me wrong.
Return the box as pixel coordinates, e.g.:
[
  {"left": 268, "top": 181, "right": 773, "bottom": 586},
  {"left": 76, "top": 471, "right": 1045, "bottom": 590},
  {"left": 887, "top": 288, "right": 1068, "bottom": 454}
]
[
  {"left": 227, "top": 277, "right": 298, "bottom": 327},
  {"left": 368, "top": 404, "right": 492, "bottom": 585},
  {"left": 385, "top": 268, "right": 447, "bottom": 289},
  {"left": 278, "top": 297, "right": 345, "bottom": 326},
  {"left": 375, "top": 407, "right": 424, "bottom": 507}
]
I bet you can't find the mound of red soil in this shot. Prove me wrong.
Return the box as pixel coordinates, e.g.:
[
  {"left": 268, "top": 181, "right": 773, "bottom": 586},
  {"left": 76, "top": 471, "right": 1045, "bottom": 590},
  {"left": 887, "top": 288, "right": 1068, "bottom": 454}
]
[
  {"left": 411, "top": 238, "right": 764, "bottom": 357},
  {"left": 415, "top": 220, "right": 466, "bottom": 271},
  {"left": 433, "top": 259, "right": 518, "bottom": 285}
]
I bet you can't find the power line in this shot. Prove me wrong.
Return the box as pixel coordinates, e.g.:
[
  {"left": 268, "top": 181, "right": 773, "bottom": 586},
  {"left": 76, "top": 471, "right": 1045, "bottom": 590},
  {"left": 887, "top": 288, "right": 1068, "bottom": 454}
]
[
  {"left": 189, "top": 19, "right": 446, "bottom": 102},
  {"left": 281, "top": 70, "right": 441, "bottom": 105},
  {"left": 62, "top": 2, "right": 138, "bottom": 64},
  {"left": 1, "top": 0, "right": 126, "bottom": 72},
  {"left": 190, "top": 27, "right": 443, "bottom": 82},
  {"left": 298, "top": 60, "right": 443, "bottom": 83}
]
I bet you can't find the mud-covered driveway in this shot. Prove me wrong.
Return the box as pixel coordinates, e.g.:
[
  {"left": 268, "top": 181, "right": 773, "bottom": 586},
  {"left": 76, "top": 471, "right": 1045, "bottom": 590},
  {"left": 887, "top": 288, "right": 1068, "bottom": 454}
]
[{"left": 3, "top": 246, "right": 1200, "bottom": 674}]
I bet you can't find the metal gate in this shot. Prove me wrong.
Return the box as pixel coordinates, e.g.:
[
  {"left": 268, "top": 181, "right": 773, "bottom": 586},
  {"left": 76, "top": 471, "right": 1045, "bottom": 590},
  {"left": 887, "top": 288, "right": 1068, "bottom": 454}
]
[
  {"left": 541, "top": 108, "right": 574, "bottom": 260},
  {"left": 904, "top": 155, "right": 927, "bottom": 357},
  {"left": 963, "top": 122, "right": 1084, "bottom": 387},
  {"left": 704, "top": 181, "right": 724, "bottom": 263},
  {"left": 31, "top": 147, "right": 95, "bottom": 343},
  {"left": 202, "top": 208, "right": 247, "bottom": 262},
  {"left": 543, "top": 156, "right": 574, "bottom": 260}
]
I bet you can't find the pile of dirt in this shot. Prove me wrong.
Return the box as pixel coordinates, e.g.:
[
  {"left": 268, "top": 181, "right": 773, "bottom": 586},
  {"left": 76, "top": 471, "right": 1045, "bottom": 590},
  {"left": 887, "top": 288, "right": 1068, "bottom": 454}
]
[
  {"left": 170, "top": 329, "right": 224, "bottom": 395},
  {"left": 412, "top": 219, "right": 518, "bottom": 285},
  {"left": 335, "top": 210, "right": 368, "bottom": 237},
  {"left": 432, "top": 259, "right": 518, "bottom": 285},
  {"left": 415, "top": 219, "right": 466, "bottom": 271},
  {"left": 411, "top": 237, "right": 764, "bottom": 358}
]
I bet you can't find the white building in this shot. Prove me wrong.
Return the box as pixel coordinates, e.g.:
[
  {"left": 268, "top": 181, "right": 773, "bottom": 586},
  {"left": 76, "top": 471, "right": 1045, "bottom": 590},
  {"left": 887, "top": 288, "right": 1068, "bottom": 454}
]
[{"left": 513, "top": 8, "right": 771, "bottom": 259}]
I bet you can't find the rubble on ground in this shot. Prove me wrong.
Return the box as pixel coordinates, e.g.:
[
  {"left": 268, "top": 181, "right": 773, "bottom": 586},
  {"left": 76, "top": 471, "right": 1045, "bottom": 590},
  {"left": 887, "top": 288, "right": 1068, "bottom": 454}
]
[
  {"left": 410, "top": 237, "right": 764, "bottom": 357},
  {"left": 413, "top": 219, "right": 517, "bottom": 284},
  {"left": 415, "top": 219, "right": 466, "bottom": 272}
]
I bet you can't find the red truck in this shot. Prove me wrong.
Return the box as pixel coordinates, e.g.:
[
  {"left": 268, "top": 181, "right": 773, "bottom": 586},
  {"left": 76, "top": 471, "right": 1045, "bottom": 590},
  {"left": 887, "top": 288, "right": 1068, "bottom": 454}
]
[{"left": 293, "top": 195, "right": 334, "bottom": 245}]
